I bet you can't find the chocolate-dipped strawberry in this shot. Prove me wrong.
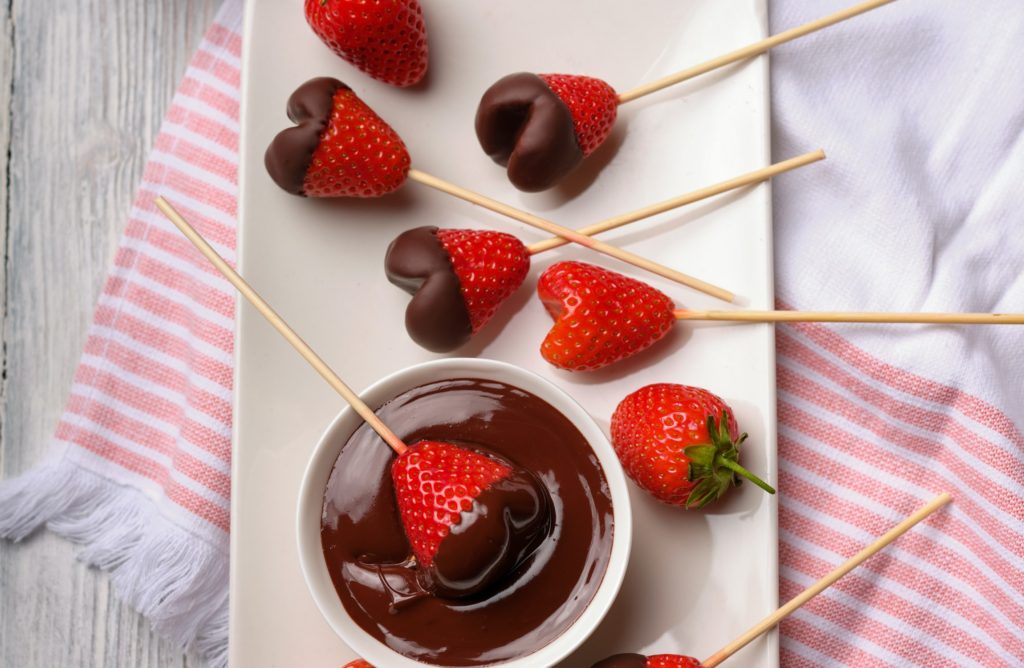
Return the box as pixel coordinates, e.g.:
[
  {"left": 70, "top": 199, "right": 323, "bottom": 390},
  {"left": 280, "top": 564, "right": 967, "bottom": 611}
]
[
  {"left": 391, "top": 440, "right": 552, "bottom": 598},
  {"left": 594, "top": 654, "right": 704, "bottom": 668},
  {"left": 475, "top": 2, "right": 900, "bottom": 191},
  {"left": 385, "top": 226, "right": 530, "bottom": 352},
  {"left": 476, "top": 73, "right": 618, "bottom": 192},
  {"left": 265, "top": 77, "right": 410, "bottom": 198}
]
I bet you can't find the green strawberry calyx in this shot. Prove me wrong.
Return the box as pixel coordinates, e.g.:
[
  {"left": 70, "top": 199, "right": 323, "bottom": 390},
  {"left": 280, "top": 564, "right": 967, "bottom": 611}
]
[{"left": 683, "top": 411, "right": 776, "bottom": 508}]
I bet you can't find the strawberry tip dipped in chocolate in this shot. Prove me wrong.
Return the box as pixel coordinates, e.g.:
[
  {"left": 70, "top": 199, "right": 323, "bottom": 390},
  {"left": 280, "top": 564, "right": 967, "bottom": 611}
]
[
  {"left": 304, "top": 0, "right": 428, "bottom": 87},
  {"left": 476, "top": 0, "right": 899, "bottom": 191},
  {"left": 265, "top": 77, "right": 410, "bottom": 198},
  {"left": 611, "top": 384, "right": 774, "bottom": 509},
  {"left": 385, "top": 226, "right": 530, "bottom": 352},
  {"left": 593, "top": 655, "right": 704, "bottom": 668},
  {"left": 476, "top": 72, "right": 618, "bottom": 192},
  {"left": 391, "top": 439, "right": 552, "bottom": 598}
]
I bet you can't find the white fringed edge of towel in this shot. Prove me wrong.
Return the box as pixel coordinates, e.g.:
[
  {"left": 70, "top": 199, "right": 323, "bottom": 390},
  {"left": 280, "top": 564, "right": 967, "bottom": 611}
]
[{"left": 0, "top": 460, "right": 228, "bottom": 668}]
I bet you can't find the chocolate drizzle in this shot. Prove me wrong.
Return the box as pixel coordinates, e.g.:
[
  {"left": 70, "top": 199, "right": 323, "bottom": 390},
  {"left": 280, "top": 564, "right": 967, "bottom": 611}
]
[
  {"left": 384, "top": 226, "right": 473, "bottom": 352},
  {"left": 475, "top": 72, "right": 584, "bottom": 192},
  {"left": 264, "top": 77, "right": 350, "bottom": 195},
  {"left": 320, "top": 379, "right": 614, "bottom": 666}
]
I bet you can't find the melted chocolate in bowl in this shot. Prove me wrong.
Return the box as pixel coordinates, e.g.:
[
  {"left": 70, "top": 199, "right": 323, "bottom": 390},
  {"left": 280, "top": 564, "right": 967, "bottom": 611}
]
[{"left": 321, "top": 379, "right": 614, "bottom": 666}]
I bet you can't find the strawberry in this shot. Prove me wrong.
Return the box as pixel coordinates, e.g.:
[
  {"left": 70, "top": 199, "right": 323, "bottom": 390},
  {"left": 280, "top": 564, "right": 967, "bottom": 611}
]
[
  {"left": 538, "top": 74, "right": 618, "bottom": 156},
  {"left": 265, "top": 78, "right": 410, "bottom": 198},
  {"left": 391, "top": 440, "right": 512, "bottom": 567},
  {"left": 435, "top": 229, "right": 531, "bottom": 333},
  {"left": 304, "top": 0, "right": 429, "bottom": 87},
  {"left": 611, "top": 384, "right": 775, "bottom": 508},
  {"left": 591, "top": 654, "right": 704, "bottom": 668},
  {"left": 537, "top": 261, "right": 675, "bottom": 371},
  {"left": 342, "top": 661, "right": 373, "bottom": 668},
  {"left": 304, "top": 86, "right": 410, "bottom": 197},
  {"left": 647, "top": 655, "right": 704, "bottom": 668}
]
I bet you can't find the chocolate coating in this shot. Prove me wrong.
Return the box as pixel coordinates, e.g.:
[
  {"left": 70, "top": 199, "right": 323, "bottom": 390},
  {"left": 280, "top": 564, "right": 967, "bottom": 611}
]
[
  {"left": 321, "top": 379, "right": 614, "bottom": 666},
  {"left": 592, "top": 654, "right": 649, "bottom": 668},
  {"left": 384, "top": 226, "right": 473, "bottom": 352},
  {"left": 426, "top": 468, "right": 552, "bottom": 598},
  {"left": 264, "top": 77, "right": 349, "bottom": 195},
  {"left": 475, "top": 72, "right": 584, "bottom": 192}
]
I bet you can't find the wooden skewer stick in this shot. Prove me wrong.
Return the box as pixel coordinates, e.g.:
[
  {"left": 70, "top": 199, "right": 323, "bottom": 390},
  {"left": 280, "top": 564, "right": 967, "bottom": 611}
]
[
  {"left": 154, "top": 197, "right": 408, "bottom": 456},
  {"left": 673, "top": 310, "right": 1024, "bottom": 325},
  {"left": 406, "top": 168, "right": 734, "bottom": 303},
  {"left": 618, "top": 0, "right": 898, "bottom": 104},
  {"left": 702, "top": 492, "right": 953, "bottom": 668},
  {"left": 527, "top": 149, "right": 825, "bottom": 254}
]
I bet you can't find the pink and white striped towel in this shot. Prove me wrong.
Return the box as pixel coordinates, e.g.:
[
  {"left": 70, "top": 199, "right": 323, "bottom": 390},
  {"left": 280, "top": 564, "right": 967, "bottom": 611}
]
[{"left": 1, "top": 0, "right": 1022, "bottom": 666}]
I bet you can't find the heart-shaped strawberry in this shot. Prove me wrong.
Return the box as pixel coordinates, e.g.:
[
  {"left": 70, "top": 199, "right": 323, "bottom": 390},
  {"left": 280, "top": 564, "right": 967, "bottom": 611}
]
[
  {"left": 391, "top": 440, "right": 551, "bottom": 598},
  {"left": 537, "top": 261, "right": 675, "bottom": 371},
  {"left": 385, "top": 226, "right": 531, "bottom": 352},
  {"left": 265, "top": 77, "right": 410, "bottom": 198},
  {"left": 592, "top": 654, "right": 705, "bottom": 668},
  {"left": 476, "top": 72, "right": 618, "bottom": 191}
]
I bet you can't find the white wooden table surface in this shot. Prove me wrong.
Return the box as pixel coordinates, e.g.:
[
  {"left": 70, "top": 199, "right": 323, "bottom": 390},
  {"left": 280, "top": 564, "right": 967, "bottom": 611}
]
[{"left": 0, "top": 2, "right": 223, "bottom": 665}]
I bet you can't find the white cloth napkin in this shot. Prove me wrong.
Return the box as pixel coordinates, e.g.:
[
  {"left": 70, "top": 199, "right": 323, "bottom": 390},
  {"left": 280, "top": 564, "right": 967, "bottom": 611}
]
[{"left": 770, "top": 0, "right": 1024, "bottom": 665}]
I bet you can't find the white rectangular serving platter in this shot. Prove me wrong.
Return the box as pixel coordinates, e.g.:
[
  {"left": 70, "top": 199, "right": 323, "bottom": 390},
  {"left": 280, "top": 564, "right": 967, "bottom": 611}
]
[{"left": 233, "top": 1, "right": 777, "bottom": 666}]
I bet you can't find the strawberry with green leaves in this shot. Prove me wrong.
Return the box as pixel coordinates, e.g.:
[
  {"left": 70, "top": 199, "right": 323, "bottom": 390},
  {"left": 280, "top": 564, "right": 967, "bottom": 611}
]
[
  {"left": 610, "top": 384, "right": 774, "bottom": 508},
  {"left": 304, "top": 0, "right": 429, "bottom": 87}
]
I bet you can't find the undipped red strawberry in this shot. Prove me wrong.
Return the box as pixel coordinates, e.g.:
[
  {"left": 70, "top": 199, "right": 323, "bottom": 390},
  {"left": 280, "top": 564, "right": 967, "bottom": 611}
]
[
  {"left": 391, "top": 440, "right": 512, "bottom": 567},
  {"left": 265, "top": 78, "right": 410, "bottom": 198},
  {"left": 611, "top": 384, "right": 774, "bottom": 508},
  {"left": 341, "top": 660, "right": 374, "bottom": 668},
  {"left": 436, "top": 229, "right": 531, "bottom": 333},
  {"left": 305, "top": 0, "right": 429, "bottom": 87},
  {"left": 538, "top": 74, "right": 618, "bottom": 156},
  {"left": 537, "top": 261, "right": 675, "bottom": 371}
]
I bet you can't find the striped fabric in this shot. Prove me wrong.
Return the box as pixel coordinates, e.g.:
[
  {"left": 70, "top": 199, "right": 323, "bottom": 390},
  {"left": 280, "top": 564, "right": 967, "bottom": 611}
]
[
  {"left": 776, "top": 320, "right": 1023, "bottom": 667},
  {"left": 0, "top": 2, "right": 243, "bottom": 666},
  {"left": 1, "top": 0, "right": 1022, "bottom": 667}
]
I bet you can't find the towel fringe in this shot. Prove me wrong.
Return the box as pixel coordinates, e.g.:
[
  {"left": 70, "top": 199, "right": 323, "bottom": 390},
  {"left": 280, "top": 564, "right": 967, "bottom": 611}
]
[{"left": 0, "top": 460, "right": 229, "bottom": 668}]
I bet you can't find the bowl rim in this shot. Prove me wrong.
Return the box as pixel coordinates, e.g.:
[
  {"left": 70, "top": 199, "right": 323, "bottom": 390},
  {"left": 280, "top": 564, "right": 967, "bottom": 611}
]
[{"left": 295, "top": 357, "right": 632, "bottom": 668}]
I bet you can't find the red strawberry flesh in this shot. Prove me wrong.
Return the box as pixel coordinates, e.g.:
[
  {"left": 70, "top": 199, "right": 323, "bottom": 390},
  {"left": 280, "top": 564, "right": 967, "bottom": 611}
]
[
  {"left": 591, "top": 655, "right": 704, "bottom": 668},
  {"left": 391, "top": 440, "right": 552, "bottom": 598},
  {"left": 435, "top": 228, "right": 531, "bottom": 333},
  {"left": 538, "top": 74, "right": 619, "bottom": 157},
  {"left": 303, "top": 87, "right": 410, "bottom": 197},
  {"left": 538, "top": 261, "right": 676, "bottom": 371},
  {"left": 304, "top": 0, "right": 429, "bottom": 87}
]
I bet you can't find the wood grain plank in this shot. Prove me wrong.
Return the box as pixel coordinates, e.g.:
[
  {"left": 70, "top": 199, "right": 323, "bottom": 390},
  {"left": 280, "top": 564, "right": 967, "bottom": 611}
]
[{"left": 0, "top": 1, "right": 223, "bottom": 666}]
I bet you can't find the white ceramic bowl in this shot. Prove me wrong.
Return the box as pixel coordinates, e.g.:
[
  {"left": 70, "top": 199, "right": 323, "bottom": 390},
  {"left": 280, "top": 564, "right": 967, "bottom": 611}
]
[{"left": 296, "top": 358, "right": 631, "bottom": 667}]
